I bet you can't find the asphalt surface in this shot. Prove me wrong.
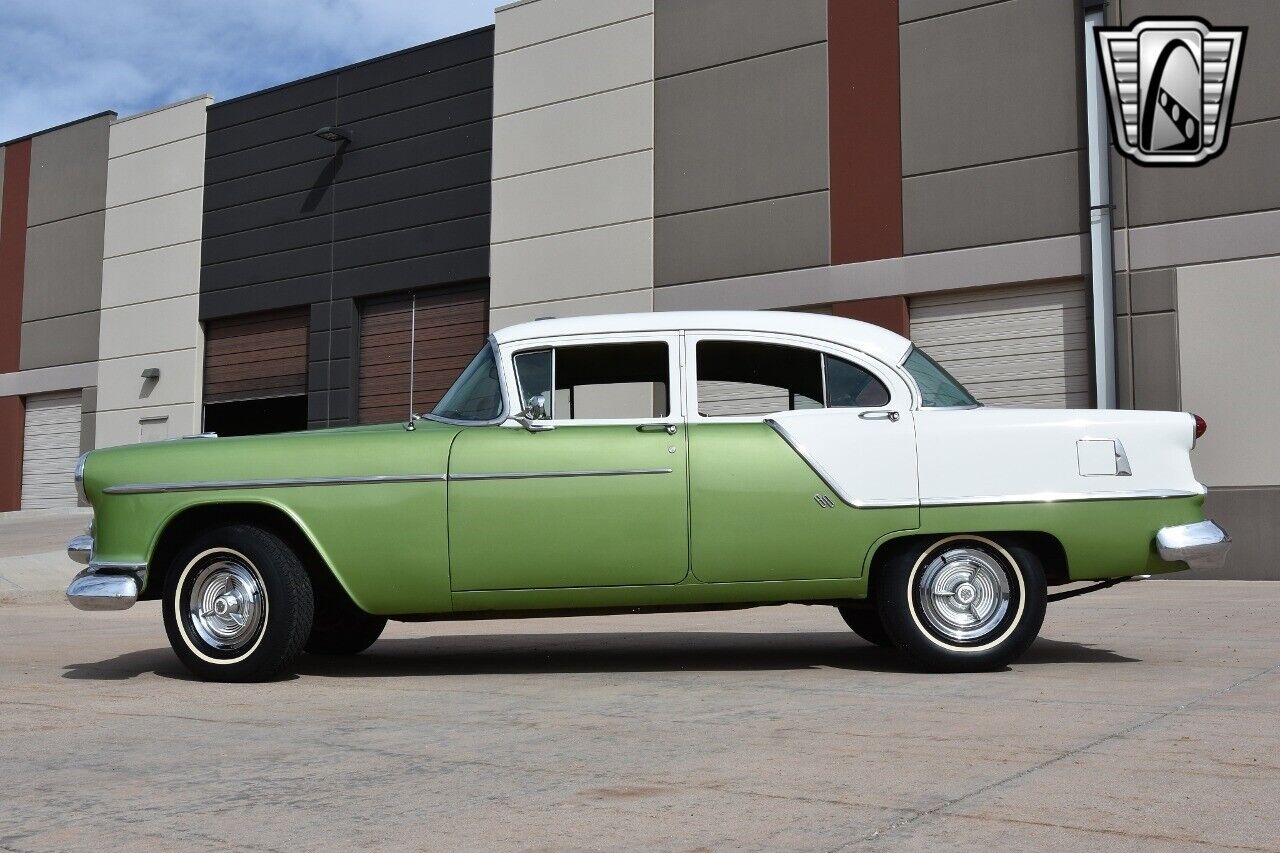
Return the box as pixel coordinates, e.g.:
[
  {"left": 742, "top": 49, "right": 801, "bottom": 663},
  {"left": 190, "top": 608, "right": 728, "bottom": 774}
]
[{"left": 0, "top": 580, "right": 1277, "bottom": 852}]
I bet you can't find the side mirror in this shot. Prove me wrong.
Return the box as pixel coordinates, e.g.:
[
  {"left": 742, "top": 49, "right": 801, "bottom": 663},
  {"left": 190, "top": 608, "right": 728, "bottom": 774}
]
[{"left": 514, "top": 394, "right": 554, "bottom": 432}]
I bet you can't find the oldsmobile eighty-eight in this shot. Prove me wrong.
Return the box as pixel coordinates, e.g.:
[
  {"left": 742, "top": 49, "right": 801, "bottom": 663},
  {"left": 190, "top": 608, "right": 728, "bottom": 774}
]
[{"left": 66, "top": 311, "right": 1228, "bottom": 680}]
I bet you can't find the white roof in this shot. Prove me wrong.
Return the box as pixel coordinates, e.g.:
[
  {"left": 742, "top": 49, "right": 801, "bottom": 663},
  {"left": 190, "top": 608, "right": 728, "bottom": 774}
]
[{"left": 492, "top": 311, "right": 913, "bottom": 364}]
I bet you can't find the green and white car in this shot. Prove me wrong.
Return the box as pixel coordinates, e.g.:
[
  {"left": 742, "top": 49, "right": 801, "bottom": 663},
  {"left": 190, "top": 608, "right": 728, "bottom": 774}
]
[{"left": 67, "top": 311, "right": 1228, "bottom": 681}]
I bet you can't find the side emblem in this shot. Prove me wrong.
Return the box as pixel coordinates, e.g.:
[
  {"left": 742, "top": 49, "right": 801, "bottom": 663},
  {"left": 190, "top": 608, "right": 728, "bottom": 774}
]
[
  {"left": 814, "top": 494, "right": 835, "bottom": 509},
  {"left": 1095, "top": 17, "right": 1246, "bottom": 166}
]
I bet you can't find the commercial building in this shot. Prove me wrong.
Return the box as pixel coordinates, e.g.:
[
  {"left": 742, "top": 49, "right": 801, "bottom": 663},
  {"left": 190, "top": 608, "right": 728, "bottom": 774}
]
[
  {"left": 197, "top": 30, "right": 493, "bottom": 435},
  {"left": 0, "top": 0, "right": 1275, "bottom": 579},
  {"left": 487, "top": 0, "right": 1280, "bottom": 579},
  {"left": 0, "top": 113, "right": 114, "bottom": 510}
]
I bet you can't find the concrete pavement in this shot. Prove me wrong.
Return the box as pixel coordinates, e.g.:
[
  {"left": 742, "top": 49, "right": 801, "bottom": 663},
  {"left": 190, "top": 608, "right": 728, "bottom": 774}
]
[
  {"left": 0, "top": 510, "right": 91, "bottom": 605},
  {"left": 0, "top": 581, "right": 1277, "bottom": 851}
]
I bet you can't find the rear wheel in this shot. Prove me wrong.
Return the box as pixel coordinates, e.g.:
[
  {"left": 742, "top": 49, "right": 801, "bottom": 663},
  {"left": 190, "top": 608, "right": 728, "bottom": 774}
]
[
  {"left": 163, "top": 524, "right": 314, "bottom": 682},
  {"left": 876, "top": 535, "right": 1046, "bottom": 672},
  {"left": 836, "top": 605, "right": 892, "bottom": 647}
]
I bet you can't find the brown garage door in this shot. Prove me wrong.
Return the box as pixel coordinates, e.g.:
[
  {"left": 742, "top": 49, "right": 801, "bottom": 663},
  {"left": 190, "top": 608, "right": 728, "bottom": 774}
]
[
  {"left": 203, "top": 306, "right": 309, "bottom": 404},
  {"left": 358, "top": 283, "right": 488, "bottom": 424}
]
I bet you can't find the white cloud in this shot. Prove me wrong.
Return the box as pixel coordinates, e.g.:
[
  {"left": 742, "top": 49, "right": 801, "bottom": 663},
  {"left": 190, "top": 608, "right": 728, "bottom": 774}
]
[{"left": 0, "top": 0, "right": 497, "bottom": 140}]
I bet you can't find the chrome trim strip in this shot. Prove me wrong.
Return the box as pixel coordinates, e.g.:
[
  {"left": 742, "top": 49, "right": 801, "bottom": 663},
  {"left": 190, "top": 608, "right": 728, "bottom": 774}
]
[
  {"left": 103, "top": 474, "right": 447, "bottom": 495},
  {"left": 920, "top": 489, "right": 1202, "bottom": 507},
  {"left": 763, "top": 419, "right": 917, "bottom": 510},
  {"left": 450, "top": 468, "right": 673, "bottom": 482}
]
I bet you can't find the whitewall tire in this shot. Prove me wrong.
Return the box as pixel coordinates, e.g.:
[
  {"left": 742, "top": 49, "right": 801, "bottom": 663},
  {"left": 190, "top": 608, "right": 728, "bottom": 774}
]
[
  {"left": 876, "top": 535, "right": 1046, "bottom": 672},
  {"left": 162, "top": 524, "right": 314, "bottom": 682}
]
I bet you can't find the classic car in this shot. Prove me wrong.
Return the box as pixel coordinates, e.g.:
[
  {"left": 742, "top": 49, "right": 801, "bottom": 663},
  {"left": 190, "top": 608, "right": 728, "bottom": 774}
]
[{"left": 66, "top": 311, "right": 1228, "bottom": 681}]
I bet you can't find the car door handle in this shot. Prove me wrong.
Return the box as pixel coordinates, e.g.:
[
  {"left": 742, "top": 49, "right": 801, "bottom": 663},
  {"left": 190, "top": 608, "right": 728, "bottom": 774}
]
[
  {"left": 637, "top": 423, "right": 678, "bottom": 435},
  {"left": 859, "top": 410, "right": 900, "bottom": 422}
]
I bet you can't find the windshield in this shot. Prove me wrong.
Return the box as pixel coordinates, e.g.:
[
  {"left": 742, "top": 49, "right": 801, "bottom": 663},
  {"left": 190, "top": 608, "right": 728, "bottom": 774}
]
[
  {"left": 903, "top": 347, "right": 979, "bottom": 408},
  {"left": 430, "top": 342, "right": 505, "bottom": 422}
]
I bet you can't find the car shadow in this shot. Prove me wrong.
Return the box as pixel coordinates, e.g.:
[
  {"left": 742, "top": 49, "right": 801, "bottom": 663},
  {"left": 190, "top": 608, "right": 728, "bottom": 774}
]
[{"left": 62, "top": 633, "right": 1138, "bottom": 681}]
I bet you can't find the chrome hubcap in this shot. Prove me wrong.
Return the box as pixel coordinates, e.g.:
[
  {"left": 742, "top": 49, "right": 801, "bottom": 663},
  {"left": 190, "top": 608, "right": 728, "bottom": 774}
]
[
  {"left": 187, "top": 559, "right": 264, "bottom": 651},
  {"left": 917, "top": 546, "right": 1011, "bottom": 642}
]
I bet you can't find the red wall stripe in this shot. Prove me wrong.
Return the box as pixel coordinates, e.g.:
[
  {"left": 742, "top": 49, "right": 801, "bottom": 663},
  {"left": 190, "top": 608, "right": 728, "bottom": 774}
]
[
  {"left": 0, "top": 395, "right": 24, "bottom": 511},
  {"left": 0, "top": 139, "right": 31, "bottom": 374},
  {"left": 832, "top": 296, "right": 910, "bottom": 337},
  {"left": 828, "top": 0, "right": 904, "bottom": 264},
  {"left": 0, "top": 139, "right": 32, "bottom": 511}
]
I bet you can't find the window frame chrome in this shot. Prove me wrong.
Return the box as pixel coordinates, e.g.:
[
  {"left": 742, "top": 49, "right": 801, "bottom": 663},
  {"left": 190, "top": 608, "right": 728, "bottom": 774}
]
[
  {"left": 682, "top": 330, "right": 908, "bottom": 423},
  {"left": 499, "top": 332, "right": 684, "bottom": 427}
]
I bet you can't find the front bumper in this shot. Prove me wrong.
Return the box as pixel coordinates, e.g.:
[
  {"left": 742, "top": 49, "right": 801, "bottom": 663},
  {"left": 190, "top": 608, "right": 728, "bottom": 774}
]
[
  {"left": 66, "top": 533, "right": 146, "bottom": 611},
  {"left": 1155, "top": 520, "right": 1230, "bottom": 570}
]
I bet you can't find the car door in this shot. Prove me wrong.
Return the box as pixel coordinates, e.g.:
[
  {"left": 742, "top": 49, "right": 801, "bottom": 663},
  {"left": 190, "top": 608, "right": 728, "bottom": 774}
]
[
  {"left": 685, "top": 332, "right": 920, "bottom": 583},
  {"left": 447, "top": 333, "right": 690, "bottom": 591}
]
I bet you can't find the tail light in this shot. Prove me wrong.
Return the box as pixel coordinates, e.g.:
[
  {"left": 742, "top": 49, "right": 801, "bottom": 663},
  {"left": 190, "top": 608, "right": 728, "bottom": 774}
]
[{"left": 1191, "top": 413, "right": 1207, "bottom": 445}]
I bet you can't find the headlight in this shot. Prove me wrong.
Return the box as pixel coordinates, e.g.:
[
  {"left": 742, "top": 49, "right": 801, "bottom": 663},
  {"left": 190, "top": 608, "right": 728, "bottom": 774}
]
[{"left": 74, "top": 451, "right": 91, "bottom": 505}]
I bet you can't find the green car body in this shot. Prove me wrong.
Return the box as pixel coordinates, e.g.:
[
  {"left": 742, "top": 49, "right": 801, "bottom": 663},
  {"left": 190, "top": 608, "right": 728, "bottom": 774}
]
[{"left": 65, "top": 311, "right": 1228, "bottom": 678}]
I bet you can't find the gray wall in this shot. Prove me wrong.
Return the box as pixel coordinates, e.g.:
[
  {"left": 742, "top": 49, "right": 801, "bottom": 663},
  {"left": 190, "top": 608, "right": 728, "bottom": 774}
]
[
  {"left": 899, "top": 0, "right": 1085, "bottom": 255},
  {"left": 19, "top": 115, "right": 112, "bottom": 372},
  {"left": 1115, "top": 0, "right": 1280, "bottom": 230},
  {"left": 653, "top": 0, "right": 828, "bottom": 287},
  {"left": 96, "top": 97, "right": 210, "bottom": 449},
  {"left": 490, "top": 0, "right": 655, "bottom": 328}
]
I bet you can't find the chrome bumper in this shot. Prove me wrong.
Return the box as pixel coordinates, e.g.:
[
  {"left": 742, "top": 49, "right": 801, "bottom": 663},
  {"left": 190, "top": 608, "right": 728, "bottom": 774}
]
[
  {"left": 66, "top": 532, "right": 145, "bottom": 611},
  {"left": 1155, "top": 520, "right": 1230, "bottom": 570}
]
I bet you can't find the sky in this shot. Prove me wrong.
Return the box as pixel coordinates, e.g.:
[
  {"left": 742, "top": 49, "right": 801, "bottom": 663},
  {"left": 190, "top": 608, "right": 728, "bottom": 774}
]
[{"left": 0, "top": 0, "right": 499, "bottom": 142}]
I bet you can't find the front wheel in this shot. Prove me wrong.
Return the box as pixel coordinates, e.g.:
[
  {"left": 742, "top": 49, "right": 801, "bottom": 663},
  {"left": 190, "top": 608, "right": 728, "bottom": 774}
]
[
  {"left": 163, "top": 524, "right": 314, "bottom": 682},
  {"left": 876, "top": 535, "right": 1046, "bottom": 672}
]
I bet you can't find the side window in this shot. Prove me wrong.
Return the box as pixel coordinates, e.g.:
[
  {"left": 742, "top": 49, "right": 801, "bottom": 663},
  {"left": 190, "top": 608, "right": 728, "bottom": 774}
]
[
  {"left": 513, "top": 342, "right": 669, "bottom": 421},
  {"left": 695, "top": 340, "right": 889, "bottom": 417}
]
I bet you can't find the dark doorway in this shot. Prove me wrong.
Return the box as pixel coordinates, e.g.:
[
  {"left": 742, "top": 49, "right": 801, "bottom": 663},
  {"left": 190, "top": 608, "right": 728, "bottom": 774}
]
[{"left": 204, "top": 396, "right": 307, "bottom": 437}]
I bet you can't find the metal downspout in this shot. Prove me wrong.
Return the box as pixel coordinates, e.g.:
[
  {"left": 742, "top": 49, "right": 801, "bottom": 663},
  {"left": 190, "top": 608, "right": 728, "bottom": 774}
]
[{"left": 1084, "top": 3, "right": 1117, "bottom": 408}]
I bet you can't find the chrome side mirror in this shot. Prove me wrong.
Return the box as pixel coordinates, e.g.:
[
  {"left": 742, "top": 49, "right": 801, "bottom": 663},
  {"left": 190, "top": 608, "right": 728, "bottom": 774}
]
[{"left": 514, "top": 394, "right": 554, "bottom": 432}]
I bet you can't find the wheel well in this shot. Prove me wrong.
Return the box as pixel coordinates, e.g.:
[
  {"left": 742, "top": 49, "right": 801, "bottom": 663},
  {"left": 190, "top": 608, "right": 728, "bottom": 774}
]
[
  {"left": 143, "top": 503, "right": 348, "bottom": 605},
  {"left": 866, "top": 530, "right": 1070, "bottom": 592}
]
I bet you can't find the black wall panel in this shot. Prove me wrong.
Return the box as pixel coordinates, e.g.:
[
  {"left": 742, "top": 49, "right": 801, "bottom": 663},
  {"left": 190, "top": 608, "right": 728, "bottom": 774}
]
[{"left": 200, "top": 27, "right": 494, "bottom": 429}]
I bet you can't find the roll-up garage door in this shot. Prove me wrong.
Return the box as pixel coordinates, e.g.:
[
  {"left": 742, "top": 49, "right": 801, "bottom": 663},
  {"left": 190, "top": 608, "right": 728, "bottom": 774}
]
[
  {"left": 358, "top": 283, "right": 488, "bottom": 424},
  {"left": 909, "top": 280, "right": 1090, "bottom": 408},
  {"left": 21, "top": 391, "right": 83, "bottom": 509},
  {"left": 203, "top": 307, "right": 309, "bottom": 404}
]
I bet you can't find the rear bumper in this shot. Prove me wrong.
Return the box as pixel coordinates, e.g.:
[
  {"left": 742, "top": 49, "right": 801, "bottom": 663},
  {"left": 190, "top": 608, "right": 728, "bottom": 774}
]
[
  {"left": 66, "top": 532, "right": 146, "bottom": 611},
  {"left": 1156, "top": 520, "right": 1230, "bottom": 570}
]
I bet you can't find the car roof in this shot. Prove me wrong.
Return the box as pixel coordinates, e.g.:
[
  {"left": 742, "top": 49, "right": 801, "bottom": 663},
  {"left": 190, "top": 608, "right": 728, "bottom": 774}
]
[{"left": 492, "top": 311, "right": 913, "bottom": 364}]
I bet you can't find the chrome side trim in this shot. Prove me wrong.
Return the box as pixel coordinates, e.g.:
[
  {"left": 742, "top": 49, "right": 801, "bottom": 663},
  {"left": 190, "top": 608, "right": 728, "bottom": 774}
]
[
  {"left": 1156, "top": 520, "right": 1230, "bottom": 569},
  {"left": 101, "top": 469, "right": 674, "bottom": 494},
  {"left": 103, "top": 473, "right": 447, "bottom": 495},
  {"left": 763, "top": 419, "right": 918, "bottom": 510},
  {"left": 450, "top": 468, "right": 673, "bottom": 482},
  {"left": 920, "top": 489, "right": 1203, "bottom": 507}
]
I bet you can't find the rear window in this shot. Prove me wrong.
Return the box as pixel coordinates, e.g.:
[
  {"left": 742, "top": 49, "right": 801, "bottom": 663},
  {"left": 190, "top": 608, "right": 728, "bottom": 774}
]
[{"left": 903, "top": 347, "right": 979, "bottom": 408}]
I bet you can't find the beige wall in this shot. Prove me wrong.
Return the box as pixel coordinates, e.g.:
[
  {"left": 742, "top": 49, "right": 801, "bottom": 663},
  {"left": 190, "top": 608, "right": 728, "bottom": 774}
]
[
  {"left": 95, "top": 97, "right": 210, "bottom": 449},
  {"left": 1177, "top": 255, "right": 1280, "bottom": 488},
  {"left": 490, "top": 0, "right": 655, "bottom": 328}
]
